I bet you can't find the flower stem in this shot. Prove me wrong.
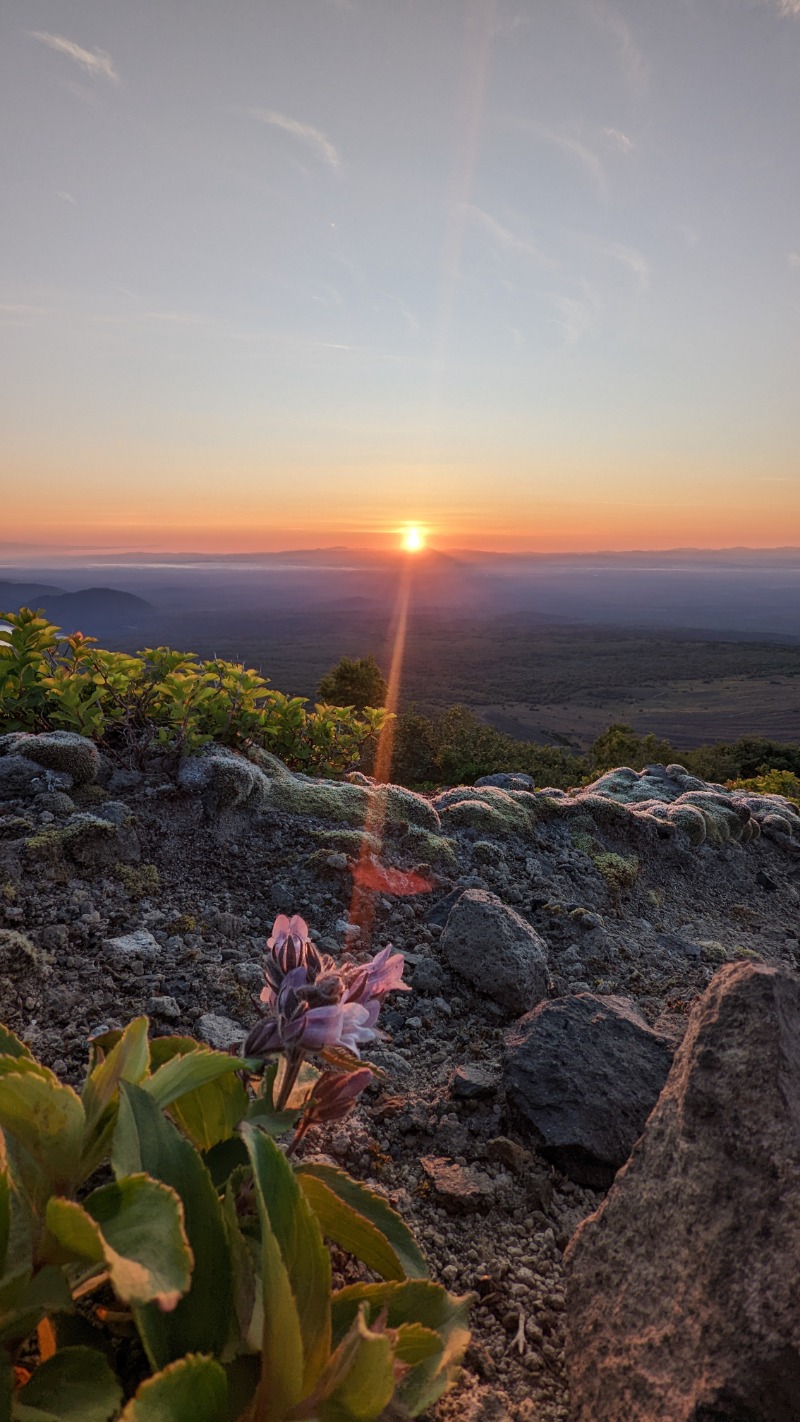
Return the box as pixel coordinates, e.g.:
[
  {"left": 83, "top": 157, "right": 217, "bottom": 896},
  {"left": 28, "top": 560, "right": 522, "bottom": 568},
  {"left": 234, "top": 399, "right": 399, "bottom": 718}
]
[{"left": 275, "top": 1048, "right": 305, "bottom": 1112}]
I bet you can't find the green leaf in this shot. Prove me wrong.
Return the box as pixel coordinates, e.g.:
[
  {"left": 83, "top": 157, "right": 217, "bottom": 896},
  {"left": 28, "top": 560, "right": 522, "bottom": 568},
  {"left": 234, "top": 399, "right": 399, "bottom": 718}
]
[
  {"left": 296, "top": 1164, "right": 428, "bottom": 1282},
  {"left": 331, "top": 1281, "right": 472, "bottom": 1417},
  {"left": 80, "top": 1018, "right": 150, "bottom": 1177},
  {"left": 0, "top": 1268, "right": 72, "bottom": 1346},
  {"left": 46, "top": 1175, "right": 192, "bottom": 1311},
  {"left": 392, "top": 1322, "right": 442, "bottom": 1366},
  {"left": 0, "top": 1130, "right": 10, "bottom": 1276},
  {"left": 0, "top": 1070, "right": 84, "bottom": 1192},
  {"left": 112, "top": 1083, "right": 233, "bottom": 1368},
  {"left": 82, "top": 1017, "right": 150, "bottom": 1133},
  {"left": 316, "top": 1308, "right": 395, "bottom": 1422},
  {"left": 118, "top": 1355, "right": 228, "bottom": 1422},
  {"left": 240, "top": 1127, "right": 310, "bottom": 1419},
  {"left": 147, "top": 1037, "right": 247, "bottom": 1153},
  {"left": 144, "top": 1047, "right": 245, "bottom": 1111},
  {"left": 0, "top": 1025, "right": 33, "bottom": 1061},
  {"left": 12, "top": 1347, "right": 122, "bottom": 1422}
]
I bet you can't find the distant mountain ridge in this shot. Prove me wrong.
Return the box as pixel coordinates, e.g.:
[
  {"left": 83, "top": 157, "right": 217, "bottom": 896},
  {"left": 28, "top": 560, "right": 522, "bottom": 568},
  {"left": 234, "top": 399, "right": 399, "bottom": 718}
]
[{"left": 0, "top": 582, "right": 154, "bottom": 635}]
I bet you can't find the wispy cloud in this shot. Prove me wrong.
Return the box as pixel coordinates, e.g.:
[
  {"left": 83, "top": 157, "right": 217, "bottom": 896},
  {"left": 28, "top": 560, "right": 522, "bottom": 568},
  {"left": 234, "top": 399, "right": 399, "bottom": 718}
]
[
  {"left": 789, "top": 251, "right": 800, "bottom": 267},
  {"left": 504, "top": 120, "right": 607, "bottom": 198},
  {"left": 463, "top": 203, "right": 552, "bottom": 264},
  {"left": 27, "top": 31, "right": 118, "bottom": 83},
  {"left": 249, "top": 109, "right": 341, "bottom": 172},
  {"left": 548, "top": 294, "right": 595, "bottom": 346},
  {"left": 580, "top": 236, "right": 650, "bottom": 290},
  {"left": 582, "top": 1, "right": 649, "bottom": 95},
  {"left": 602, "top": 127, "right": 634, "bottom": 154}
]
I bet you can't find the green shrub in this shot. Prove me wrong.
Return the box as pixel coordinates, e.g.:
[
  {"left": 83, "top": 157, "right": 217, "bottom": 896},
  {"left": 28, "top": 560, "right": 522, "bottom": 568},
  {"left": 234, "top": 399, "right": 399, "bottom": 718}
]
[
  {"left": 392, "top": 704, "right": 584, "bottom": 789},
  {"left": 317, "top": 654, "right": 387, "bottom": 712},
  {"left": 0, "top": 610, "right": 388, "bottom": 777},
  {"left": 726, "top": 769, "right": 800, "bottom": 805},
  {"left": 0, "top": 915, "right": 470, "bottom": 1419}
]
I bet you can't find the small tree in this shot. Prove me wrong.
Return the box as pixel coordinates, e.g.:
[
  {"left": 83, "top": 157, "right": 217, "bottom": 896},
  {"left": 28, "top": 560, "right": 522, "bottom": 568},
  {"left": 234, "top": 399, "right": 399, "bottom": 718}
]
[{"left": 317, "top": 654, "right": 387, "bottom": 711}]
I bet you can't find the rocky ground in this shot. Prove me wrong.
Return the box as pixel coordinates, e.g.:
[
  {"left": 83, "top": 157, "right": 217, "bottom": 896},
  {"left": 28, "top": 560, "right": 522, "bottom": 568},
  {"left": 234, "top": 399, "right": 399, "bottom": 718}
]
[{"left": 1, "top": 731, "right": 799, "bottom": 1420}]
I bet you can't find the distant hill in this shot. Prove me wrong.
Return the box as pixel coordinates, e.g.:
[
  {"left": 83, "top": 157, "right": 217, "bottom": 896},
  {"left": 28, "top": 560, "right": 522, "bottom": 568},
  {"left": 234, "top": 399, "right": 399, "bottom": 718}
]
[{"left": 0, "top": 583, "right": 154, "bottom": 636}]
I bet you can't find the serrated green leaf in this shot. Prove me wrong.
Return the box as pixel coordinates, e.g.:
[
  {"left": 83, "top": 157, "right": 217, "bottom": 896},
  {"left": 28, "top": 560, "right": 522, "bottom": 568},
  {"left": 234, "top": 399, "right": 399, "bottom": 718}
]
[
  {"left": 0, "top": 1025, "right": 33, "bottom": 1061},
  {"left": 331, "top": 1280, "right": 472, "bottom": 1417},
  {"left": 46, "top": 1174, "right": 192, "bottom": 1311},
  {"left": 392, "top": 1322, "right": 442, "bottom": 1366},
  {"left": 316, "top": 1308, "right": 395, "bottom": 1422},
  {"left": 12, "top": 1346, "right": 122, "bottom": 1422},
  {"left": 296, "top": 1164, "right": 428, "bottom": 1281},
  {"left": 240, "top": 1127, "right": 310, "bottom": 1419},
  {"left": 112, "top": 1083, "right": 233, "bottom": 1368},
  {"left": 0, "top": 1070, "right": 84, "bottom": 1192},
  {"left": 147, "top": 1037, "right": 247, "bottom": 1152},
  {"left": 118, "top": 1354, "right": 228, "bottom": 1422}
]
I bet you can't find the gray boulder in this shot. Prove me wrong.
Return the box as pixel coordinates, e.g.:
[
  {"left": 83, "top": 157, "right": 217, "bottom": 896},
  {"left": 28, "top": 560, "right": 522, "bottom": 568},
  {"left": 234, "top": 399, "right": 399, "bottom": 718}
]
[
  {"left": 565, "top": 963, "right": 800, "bottom": 1421},
  {"left": 104, "top": 928, "right": 159, "bottom": 963},
  {"left": 0, "top": 755, "right": 46, "bottom": 798},
  {"left": 439, "top": 889, "right": 549, "bottom": 1015},
  {"left": 504, "top": 994, "right": 673, "bottom": 1186}
]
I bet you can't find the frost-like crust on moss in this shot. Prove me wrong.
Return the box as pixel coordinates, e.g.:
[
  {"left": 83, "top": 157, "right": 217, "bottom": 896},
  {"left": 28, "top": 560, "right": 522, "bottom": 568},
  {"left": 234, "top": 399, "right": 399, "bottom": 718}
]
[
  {"left": 178, "top": 744, "right": 441, "bottom": 832},
  {"left": 0, "top": 731, "right": 99, "bottom": 785},
  {"left": 433, "top": 786, "right": 535, "bottom": 836},
  {"left": 567, "top": 764, "right": 800, "bottom": 847}
]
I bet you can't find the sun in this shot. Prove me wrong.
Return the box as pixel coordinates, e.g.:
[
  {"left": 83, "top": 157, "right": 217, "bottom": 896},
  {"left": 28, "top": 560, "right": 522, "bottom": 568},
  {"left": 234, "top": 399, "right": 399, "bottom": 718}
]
[{"left": 401, "top": 525, "right": 425, "bottom": 553}]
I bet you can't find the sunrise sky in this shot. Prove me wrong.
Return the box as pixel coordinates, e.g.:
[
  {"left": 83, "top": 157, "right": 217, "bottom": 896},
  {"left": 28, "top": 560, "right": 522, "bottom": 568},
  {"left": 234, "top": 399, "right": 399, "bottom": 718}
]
[{"left": 2, "top": 0, "right": 800, "bottom": 555}]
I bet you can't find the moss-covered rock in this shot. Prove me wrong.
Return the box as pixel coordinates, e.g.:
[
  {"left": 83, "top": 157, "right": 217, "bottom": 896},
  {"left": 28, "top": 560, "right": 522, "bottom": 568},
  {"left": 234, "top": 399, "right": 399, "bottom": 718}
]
[
  {"left": 115, "top": 862, "right": 161, "bottom": 899},
  {"left": 24, "top": 813, "right": 138, "bottom": 871},
  {"left": 180, "top": 745, "right": 441, "bottom": 832},
  {"left": 5, "top": 731, "right": 99, "bottom": 785},
  {"left": 433, "top": 786, "right": 534, "bottom": 836},
  {"left": 0, "top": 928, "right": 41, "bottom": 975}
]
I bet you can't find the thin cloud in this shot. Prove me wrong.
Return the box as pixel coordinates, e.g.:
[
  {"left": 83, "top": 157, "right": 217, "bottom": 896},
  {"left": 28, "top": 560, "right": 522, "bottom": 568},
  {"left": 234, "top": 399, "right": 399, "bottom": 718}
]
[
  {"left": 463, "top": 203, "right": 552, "bottom": 264},
  {"left": 57, "top": 191, "right": 77, "bottom": 205},
  {"left": 249, "top": 108, "right": 341, "bottom": 172},
  {"left": 28, "top": 31, "right": 118, "bottom": 83},
  {"left": 506, "top": 120, "right": 607, "bottom": 199},
  {"left": 789, "top": 252, "right": 800, "bottom": 267},
  {"left": 549, "top": 294, "right": 594, "bottom": 346},
  {"left": 602, "top": 127, "right": 634, "bottom": 154},
  {"left": 582, "top": 1, "right": 649, "bottom": 96},
  {"left": 581, "top": 236, "right": 650, "bottom": 290}
]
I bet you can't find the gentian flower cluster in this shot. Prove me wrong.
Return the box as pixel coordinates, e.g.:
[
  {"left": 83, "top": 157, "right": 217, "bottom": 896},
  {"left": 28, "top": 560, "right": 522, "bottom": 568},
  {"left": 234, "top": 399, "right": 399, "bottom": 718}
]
[{"left": 243, "top": 913, "right": 409, "bottom": 1124}]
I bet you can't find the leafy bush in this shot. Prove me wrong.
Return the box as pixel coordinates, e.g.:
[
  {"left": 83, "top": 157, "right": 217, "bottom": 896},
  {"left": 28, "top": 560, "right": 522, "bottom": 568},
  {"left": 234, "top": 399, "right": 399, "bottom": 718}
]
[
  {"left": 726, "top": 769, "right": 800, "bottom": 805},
  {"left": 0, "top": 915, "right": 470, "bottom": 1419},
  {"left": 317, "top": 655, "right": 387, "bottom": 712},
  {"left": 0, "top": 610, "right": 388, "bottom": 775},
  {"left": 391, "top": 705, "right": 585, "bottom": 789}
]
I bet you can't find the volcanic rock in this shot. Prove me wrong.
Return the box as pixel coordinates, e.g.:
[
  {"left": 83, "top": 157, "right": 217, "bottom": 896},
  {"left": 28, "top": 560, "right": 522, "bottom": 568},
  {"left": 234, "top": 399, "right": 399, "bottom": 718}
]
[
  {"left": 565, "top": 962, "right": 800, "bottom": 1421},
  {"left": 439, "top": 890, "right": 549, "bottom": 1015},
  {"left": 503, "top": 993, "right": 673, "bottom": 1186}
]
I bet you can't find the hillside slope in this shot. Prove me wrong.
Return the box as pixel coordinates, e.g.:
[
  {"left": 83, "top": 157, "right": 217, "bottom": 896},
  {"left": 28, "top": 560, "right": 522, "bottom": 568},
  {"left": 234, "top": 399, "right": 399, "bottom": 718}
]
[{"left": 1, "top": 734, "right": 798, "bottom": 1419}]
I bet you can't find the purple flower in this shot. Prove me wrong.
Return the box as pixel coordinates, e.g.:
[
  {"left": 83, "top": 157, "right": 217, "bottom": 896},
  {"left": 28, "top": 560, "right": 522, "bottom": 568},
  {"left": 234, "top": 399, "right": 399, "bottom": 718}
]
[
  {"left": 267, "top": 913, "right": 310, "bottom": 974},
  {"left": 344, "top": 945, "right": 409, "bottom": 1005},
  {"left": 246, "top": 965, "right": 379, "bottom": 1060}
]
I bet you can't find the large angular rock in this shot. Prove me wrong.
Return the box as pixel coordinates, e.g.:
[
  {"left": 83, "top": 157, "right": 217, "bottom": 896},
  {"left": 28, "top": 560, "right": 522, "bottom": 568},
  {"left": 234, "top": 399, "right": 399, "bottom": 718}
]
[
  {"left": 439, "top": 890, "right": 549, "bottom": 1015},
  {"left": 565, "top": 963, "right": 800, "bottom": 1421},
  {"left": 504, "top": 994, "right": 673, "bottom": 1186}
]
